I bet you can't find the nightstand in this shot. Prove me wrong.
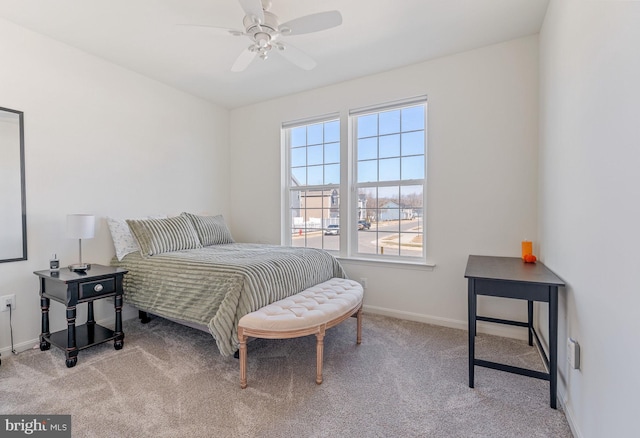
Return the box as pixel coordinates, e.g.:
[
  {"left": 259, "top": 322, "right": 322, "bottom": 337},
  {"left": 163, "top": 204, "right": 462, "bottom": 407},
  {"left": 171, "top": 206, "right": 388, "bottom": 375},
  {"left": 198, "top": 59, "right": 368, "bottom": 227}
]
[{"left": 34, "top": 264, "right": 128, "bottom": 368}]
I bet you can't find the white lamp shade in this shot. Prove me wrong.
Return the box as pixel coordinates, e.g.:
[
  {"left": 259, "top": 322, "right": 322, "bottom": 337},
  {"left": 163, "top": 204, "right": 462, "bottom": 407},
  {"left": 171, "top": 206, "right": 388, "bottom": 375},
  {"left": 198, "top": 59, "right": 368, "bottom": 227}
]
[{"left": 66, "top": 214, "right": 95, "bottom": 239}]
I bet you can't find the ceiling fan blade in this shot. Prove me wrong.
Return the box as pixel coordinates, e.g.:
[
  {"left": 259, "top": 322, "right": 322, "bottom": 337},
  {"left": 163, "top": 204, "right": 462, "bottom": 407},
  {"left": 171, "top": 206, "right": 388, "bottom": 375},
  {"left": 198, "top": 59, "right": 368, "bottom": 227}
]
[
  {"left": 231, "top": 48, "right": 257, "bottom": 72},
  {"left": 238, "top": 0, "right": 265, "bottom": 24},
  {"left": 279, "top": 11, "right": 342, "bottom": 36},
  {"left": 275, "top": 43, "right": 317, "bottom": 71},
  {"left": 177, "top": 24, "right": 244, "bottom": 37}
]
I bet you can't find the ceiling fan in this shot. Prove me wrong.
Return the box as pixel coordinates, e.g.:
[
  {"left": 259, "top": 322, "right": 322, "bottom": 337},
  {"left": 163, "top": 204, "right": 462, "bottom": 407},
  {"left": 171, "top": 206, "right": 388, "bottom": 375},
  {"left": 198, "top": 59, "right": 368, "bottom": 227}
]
[{"left": 187, "top": 0, "right": 342, "bottom": 72}]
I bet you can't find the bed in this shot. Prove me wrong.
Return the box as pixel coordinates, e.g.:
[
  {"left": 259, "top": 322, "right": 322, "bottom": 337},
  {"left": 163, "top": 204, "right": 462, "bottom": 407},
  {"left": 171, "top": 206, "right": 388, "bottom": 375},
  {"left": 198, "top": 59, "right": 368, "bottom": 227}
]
[{"left": 108, "top": 213, "right": 345, "bottom": 356}]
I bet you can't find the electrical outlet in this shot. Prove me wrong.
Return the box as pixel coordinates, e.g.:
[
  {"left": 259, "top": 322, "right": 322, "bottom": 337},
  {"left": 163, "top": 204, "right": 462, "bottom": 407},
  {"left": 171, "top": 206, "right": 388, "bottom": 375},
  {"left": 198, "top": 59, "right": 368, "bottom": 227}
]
[
  {"left": 1, "top": 294, "right": 16, "bottom": 312},
  {"left": 567, "top": 338, "right": 580, "bottom": 370},
  {"left": 360, "top": 278, "right": 367, "bottom": 288}
]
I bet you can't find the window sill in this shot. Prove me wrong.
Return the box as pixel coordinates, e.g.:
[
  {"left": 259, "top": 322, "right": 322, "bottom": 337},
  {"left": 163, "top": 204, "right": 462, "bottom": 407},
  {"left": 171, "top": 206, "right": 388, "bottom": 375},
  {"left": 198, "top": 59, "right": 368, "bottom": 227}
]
[{"left": 336, "top": 256, "right": 436, "bottom": 271}]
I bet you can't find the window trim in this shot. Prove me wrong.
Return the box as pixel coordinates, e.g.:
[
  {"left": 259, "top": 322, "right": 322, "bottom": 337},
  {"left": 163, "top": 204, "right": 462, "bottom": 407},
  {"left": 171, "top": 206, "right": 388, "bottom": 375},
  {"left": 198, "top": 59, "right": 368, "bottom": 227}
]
[
  {"left": 282, "top": 113, "right": 342, "bottom": 252},
  {"left": 282, "top": 96, "right": 428, "bottom": 265},
  {"left": 350, "top": 97, "right": 427, "bottom": 263}
]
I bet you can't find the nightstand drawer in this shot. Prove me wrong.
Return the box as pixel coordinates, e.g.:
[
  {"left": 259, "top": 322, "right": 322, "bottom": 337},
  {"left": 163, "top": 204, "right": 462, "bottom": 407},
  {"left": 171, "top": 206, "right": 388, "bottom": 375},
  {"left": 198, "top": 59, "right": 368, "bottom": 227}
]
[{"left": 79, "top": 278, "right": 115, "bottom": 300}]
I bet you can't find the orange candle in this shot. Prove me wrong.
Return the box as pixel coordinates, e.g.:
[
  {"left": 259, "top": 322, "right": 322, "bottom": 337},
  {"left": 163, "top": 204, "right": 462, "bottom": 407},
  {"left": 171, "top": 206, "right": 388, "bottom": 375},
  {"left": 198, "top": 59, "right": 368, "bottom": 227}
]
[{"left": 521, "top": 240, "right": 532, "bottom": 259}]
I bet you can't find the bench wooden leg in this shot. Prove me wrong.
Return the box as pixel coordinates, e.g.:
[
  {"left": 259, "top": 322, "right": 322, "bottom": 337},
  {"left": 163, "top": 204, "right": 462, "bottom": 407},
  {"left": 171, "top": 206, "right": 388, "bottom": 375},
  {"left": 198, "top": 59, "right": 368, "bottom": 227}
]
[
  {"left": 316, "top": 328, "right": 325, "bottom": 385},
  {"left": 239, "top": 330, "right": 248, "bottom": 389},
  {"left": 356, "top": 305, "right": 362, "bottom": 345}
]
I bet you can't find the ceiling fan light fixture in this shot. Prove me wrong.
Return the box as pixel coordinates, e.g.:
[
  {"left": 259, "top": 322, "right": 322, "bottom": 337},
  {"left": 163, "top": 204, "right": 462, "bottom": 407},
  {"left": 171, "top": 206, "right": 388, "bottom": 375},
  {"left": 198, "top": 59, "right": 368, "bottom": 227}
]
[
  {"left": 226, "top": 0, "right": 343, "bottom": 72},
  {"left": 255, "top": 32, "right": 271, "bottom": 47}
]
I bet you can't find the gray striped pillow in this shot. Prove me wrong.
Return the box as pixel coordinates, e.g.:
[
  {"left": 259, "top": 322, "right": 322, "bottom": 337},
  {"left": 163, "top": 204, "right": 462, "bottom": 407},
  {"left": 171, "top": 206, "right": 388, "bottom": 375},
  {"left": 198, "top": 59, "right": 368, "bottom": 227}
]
[
  {"left": 181, "top": 212, "right": 234, "bottom": 246},
  {"left": 127, "top": 216, "right": 202, "bottom": 256}
]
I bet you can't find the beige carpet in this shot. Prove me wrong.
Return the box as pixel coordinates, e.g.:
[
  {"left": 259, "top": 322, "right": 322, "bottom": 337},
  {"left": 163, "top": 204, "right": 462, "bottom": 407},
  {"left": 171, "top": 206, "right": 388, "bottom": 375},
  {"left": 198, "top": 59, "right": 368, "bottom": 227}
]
[{"left": 0, "top": 313, "right": 572, "bottom": 437}]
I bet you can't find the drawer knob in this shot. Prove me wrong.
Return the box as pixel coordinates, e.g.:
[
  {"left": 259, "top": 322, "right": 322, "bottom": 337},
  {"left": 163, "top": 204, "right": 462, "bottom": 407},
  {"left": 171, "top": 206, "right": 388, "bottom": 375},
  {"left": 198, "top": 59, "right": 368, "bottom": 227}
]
[{"left": 94, "top": 284, "right": 104, "bottom": 292}]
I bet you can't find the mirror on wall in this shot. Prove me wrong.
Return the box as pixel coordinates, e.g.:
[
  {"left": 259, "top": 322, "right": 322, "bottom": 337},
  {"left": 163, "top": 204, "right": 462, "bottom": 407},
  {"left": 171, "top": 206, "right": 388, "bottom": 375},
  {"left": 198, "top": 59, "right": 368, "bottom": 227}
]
[{"left": 0, "top": 106, "right": 27, "bottom": 263}]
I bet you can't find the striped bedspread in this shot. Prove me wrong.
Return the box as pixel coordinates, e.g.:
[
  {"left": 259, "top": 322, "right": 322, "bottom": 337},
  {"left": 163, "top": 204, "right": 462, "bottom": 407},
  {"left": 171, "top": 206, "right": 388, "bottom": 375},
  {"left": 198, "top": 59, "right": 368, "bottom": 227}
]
[{"left": 111, "top": 243, "right": 346, "bottom": 356}]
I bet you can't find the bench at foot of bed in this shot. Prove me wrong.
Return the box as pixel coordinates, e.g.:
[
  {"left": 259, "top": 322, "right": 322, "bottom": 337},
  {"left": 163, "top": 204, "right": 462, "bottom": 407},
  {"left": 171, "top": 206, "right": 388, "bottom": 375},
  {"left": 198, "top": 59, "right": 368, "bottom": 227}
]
[{"left": 237, "top": 277, "right": 363, "bottom": 389}]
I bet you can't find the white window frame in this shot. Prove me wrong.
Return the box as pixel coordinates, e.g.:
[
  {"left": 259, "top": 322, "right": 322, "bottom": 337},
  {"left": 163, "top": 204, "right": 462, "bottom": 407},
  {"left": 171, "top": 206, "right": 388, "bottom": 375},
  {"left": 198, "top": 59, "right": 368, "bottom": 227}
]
[
  {"left": 282, "top": 113, "right": 342, "bottom": 253},
  {"left": 349, "top": 97, "right": 427, "bottom": 263},
  {"left": 282, "top": 96, "right": 427, "bottom": 265}
]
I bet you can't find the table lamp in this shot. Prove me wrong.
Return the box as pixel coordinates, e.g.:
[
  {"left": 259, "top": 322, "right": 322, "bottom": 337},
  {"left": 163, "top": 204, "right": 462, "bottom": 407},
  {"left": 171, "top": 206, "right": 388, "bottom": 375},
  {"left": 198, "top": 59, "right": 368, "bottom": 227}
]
[{"left": 67, "top": 214, "right": 95, "bottom": 272}]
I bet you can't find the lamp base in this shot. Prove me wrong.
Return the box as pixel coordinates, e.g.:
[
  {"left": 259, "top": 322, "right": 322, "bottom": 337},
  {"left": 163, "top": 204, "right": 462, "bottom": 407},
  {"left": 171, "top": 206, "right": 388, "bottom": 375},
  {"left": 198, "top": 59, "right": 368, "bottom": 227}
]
[{"left": 69, "top": 263, "right": 91, "bottom": 272}]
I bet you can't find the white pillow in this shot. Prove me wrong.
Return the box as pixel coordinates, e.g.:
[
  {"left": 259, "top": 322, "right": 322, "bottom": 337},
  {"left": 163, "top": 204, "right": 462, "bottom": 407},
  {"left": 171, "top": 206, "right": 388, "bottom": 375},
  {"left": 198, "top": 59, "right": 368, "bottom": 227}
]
[{"left": 107, "top": 215, "right": 166, "bottom": 261}]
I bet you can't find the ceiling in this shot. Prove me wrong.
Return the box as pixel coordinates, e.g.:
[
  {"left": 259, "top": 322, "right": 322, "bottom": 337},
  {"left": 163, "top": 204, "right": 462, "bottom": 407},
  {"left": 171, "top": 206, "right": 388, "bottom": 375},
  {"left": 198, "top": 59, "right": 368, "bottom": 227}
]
[{"left": 0, "top": 0, "right": 549, "bottom": 109}]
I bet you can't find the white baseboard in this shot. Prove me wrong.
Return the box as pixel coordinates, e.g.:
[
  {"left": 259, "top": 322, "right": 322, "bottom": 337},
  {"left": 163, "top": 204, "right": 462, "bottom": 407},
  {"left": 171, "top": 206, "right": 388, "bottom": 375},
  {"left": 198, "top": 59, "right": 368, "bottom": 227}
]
[
  {"left": 363, "top": 304, "right": 530, "bottom": 341},
  {"left": 559, "top": 393, "right": 581, "bottom": 438}
]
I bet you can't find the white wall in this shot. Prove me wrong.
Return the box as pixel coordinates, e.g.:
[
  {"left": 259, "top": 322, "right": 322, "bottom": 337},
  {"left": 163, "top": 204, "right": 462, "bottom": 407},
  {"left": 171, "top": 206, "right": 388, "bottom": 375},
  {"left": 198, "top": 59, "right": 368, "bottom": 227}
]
[
  {"left": 0, "top": 18, "right": 230, "bottom": 354},
  {"left": 230, "top": 36, "right": 540, "bottom": 337},
  {"left": 539, "top": 1, "right": 640, "bottom": 436}
]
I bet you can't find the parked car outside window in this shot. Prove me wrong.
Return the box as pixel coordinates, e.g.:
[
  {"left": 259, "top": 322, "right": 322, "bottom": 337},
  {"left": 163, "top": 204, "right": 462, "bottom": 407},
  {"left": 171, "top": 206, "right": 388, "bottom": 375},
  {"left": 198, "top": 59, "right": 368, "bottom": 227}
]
[
  {"left": 358, "top": 220, "right": 371, "bottom": 230},
  {"left": 324, "top": 224, "right": 340, "bottom": 235}
]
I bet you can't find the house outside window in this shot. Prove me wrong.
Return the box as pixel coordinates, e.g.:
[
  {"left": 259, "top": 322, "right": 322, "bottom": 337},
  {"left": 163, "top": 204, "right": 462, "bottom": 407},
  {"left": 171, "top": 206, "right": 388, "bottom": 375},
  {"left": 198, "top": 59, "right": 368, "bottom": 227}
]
[{"left": 283, "top": 97, "right": 427, "bottom": 263}]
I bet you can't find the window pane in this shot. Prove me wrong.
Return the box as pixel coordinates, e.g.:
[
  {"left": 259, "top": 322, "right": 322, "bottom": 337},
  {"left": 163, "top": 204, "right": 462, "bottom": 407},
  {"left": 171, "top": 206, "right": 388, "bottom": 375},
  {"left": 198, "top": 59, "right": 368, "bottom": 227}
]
[
  {"left": 324, "top": 164, "right": 340, "bottom": 184},
  {"left": 379, "top": 134, "right": 400, "bottom": 158},
  {"left": 325, "top": 189, "right": 340, "bottom": 210},
  {"left": 307, "top": 165, "right": 323, "bottom": 185},
  {"left": 379, "top": 206, "right": 400, "bottom": 222},
  {"left": 324, "top": 120, "right": 340, "bottom": 143},
  {"left": 357, "top": 187, "right": 375, "bottom": 222},
  {"left": 378, "top": 186, "right": 399, "bottom": 205},
  {"left": 286, "top": 118, "right": 341, "bottom": 252},
  {"left": 325, "top": 142, "right": 340, "bottom": 164},
  {"left": 291, "top": 147, "right": 306, "bottom": 167},
  {"left": 400, "top": 185, "right": 423, "bottom": 208},
  {"left": 357, "top": 114, "right": 378, "bottom": 138},
  {"left": 402, "top": 105, "right": 425, "bottom": 131},
  {"left": 401, "top": 156, "right": 425, "bottom": 180},
  {"left": 357, "top": 160, "right": 377, "bottom": 183},
  {"left": 307, "top": 123, "right": 323, "bottom": 145},
  {"left": 357, "top": 137, "right": 377, "bottom": 161},
  {"left": 290, "top": 190, "right": 304, "bottom": 224},
  {"left": 307, "top": 145, "right": 323, "bottom": 166},
  {"left": 379, "top": 158, "right": 400, "bottom": 181},
  {"left": 401, "top": 131, "right": 424, "bottom": 156},
  {"left": 291, "top": 167, "right": 306, "bottom": 185},
  {"left": 379, "top": 110, "right": 400, "bottom": 135},
  {"left": 323, "top": 234, "right": 339, "bottom": 251},
  {"left": 377, "top": 232, "right": 400, "bottom": 256},
  {"left": 291, "top": 126, "right": 307, "bottom": 147},
  {"left": 306, "top": 208, "right": 323, "bottom": 230}
]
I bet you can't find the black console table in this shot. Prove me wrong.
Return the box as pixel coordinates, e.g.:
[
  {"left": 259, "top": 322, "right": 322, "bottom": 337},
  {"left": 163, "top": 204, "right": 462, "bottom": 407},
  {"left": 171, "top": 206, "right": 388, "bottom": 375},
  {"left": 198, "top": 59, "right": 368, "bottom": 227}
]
[
  {"left": 465, "top": 255, "right": 565, "bottom": 408},
  {"left": 35, "top": 264, "right": 128, "bottom": 368}
]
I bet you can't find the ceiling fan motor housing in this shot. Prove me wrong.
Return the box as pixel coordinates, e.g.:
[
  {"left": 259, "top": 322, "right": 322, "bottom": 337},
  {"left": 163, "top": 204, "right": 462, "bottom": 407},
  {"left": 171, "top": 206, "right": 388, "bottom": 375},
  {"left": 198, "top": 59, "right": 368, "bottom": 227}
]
[{"left": 243, "top": 10, "right": 280, "bottom": 58}]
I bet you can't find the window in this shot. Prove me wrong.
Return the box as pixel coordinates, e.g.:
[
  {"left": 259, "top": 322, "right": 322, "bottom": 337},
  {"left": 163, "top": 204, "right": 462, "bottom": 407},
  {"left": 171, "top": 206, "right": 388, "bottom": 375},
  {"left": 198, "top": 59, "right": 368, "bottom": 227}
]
[
  {"left": 352, "top": 101, "right": 426, "bottom": 260},
  {"left": 283, "top": 97, "right": 427, "bottom": 263},
  {"left": 285, "top": 116, "right": 341, "bottom": 252}
]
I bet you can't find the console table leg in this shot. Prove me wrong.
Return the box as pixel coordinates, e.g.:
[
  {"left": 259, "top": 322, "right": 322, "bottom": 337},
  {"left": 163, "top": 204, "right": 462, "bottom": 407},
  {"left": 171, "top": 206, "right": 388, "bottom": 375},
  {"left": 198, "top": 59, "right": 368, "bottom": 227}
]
[
  {"left": 468, "top": 279, "right": 476, "bottom": 388},
  {"left": 528, "top": 300, "right": 534, "bottom": 346},
  {"left": 549, "top": 287, "right": 559, "bottom": 409}
]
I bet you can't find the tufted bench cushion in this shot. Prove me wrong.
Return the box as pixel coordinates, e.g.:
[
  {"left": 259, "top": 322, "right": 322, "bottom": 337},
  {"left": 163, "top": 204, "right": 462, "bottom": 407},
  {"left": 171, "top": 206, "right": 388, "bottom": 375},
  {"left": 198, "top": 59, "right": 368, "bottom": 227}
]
[{"left": 238, "top": 277, "right": 363, "bottom": 389}]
